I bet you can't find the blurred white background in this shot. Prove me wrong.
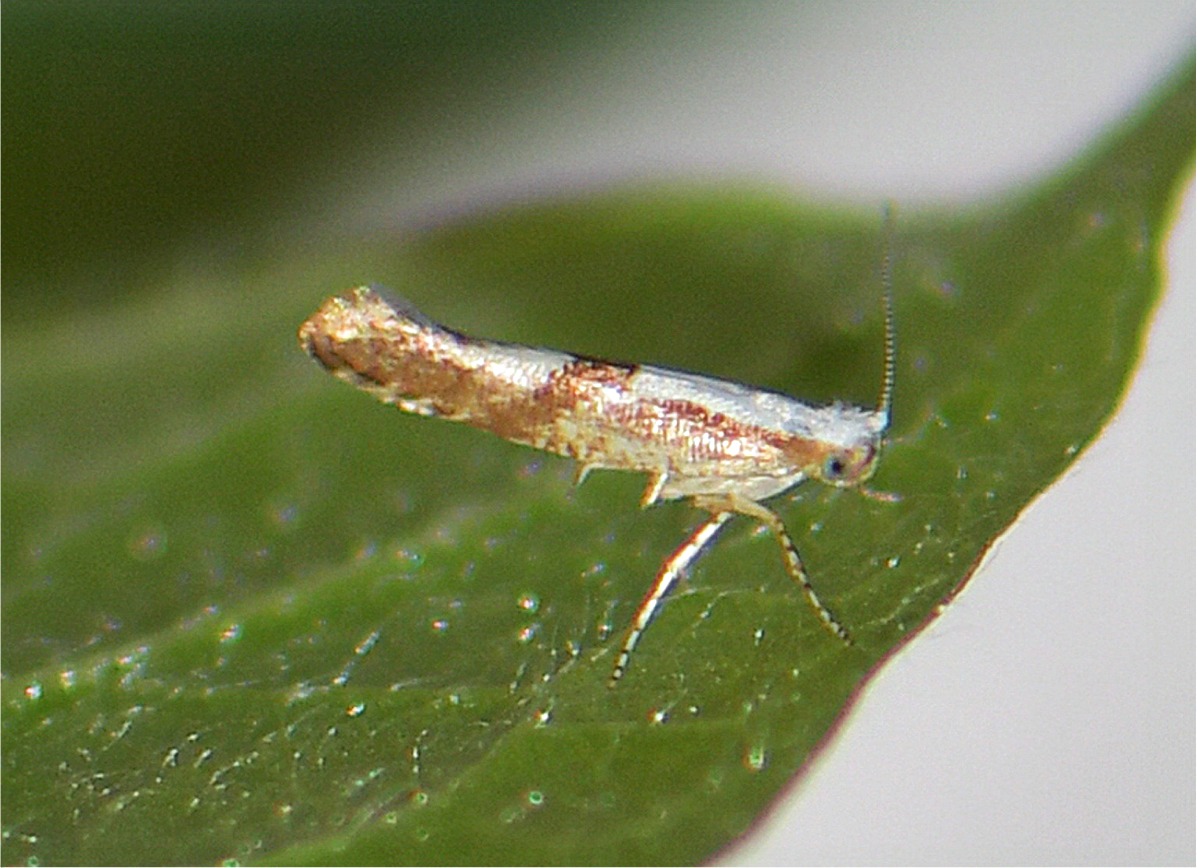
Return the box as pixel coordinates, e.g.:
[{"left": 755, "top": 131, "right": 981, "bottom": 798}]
[{"left": 309, "top": 2, "right": 1194, "bottom": 862}]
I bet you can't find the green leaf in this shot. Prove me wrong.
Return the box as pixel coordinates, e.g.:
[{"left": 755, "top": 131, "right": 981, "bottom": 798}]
[{"left": 3, "top": 59, "right": 1192, "bottom": 866}]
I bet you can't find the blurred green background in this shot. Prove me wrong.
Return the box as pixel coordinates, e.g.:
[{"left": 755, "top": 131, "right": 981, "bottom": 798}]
[{"left": 4, "top": 2, "right": 670, "bottom": 319}]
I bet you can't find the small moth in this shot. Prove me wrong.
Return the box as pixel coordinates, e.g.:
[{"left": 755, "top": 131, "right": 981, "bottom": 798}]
[{"left": 299, "top": 243, "right": 894, "bottom": 685}]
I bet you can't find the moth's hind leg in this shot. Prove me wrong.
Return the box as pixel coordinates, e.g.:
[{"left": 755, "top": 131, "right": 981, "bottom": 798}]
[
  {"left": 608, "top": 510, "right": 732, "bottom": 687},
  {"left": 691, "top": 493, "right": 853, "bottom": 645}
]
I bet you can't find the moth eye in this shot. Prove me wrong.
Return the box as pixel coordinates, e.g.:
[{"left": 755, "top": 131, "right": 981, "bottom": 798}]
[{"left": 824, "top": 454, "right": 847, "bottom": 479}]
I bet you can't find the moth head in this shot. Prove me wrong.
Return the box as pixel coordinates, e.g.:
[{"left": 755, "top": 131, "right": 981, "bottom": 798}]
[{"left": 812, "top": 436, "right": 882, "bottom": 488}]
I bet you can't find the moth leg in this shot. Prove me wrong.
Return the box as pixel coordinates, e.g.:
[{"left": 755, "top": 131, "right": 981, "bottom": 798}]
[
  {"left": 608, "top": 510, "right": 733, "bottom": 687},
  {"left": 693, "top": 493, "right": 853, "bottom": 645},
  {"left": 573, "top": 463, "right": 597, "bottom": 487},
  {"left": 639, "top": 471, "right": 668, "bottom": 507}
]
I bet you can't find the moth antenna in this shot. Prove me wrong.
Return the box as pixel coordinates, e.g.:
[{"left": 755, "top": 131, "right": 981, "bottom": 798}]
[{"left": 877, "top": 204, "right": 897, "bottom": 426}]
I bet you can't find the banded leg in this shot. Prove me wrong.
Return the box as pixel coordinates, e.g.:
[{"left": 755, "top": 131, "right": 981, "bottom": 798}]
[
  {"left": 608, "top": 511, "right": 733, "bottom": 686},
  {"left": 694, "top": 493, "right": 853, "bottom": 645}
]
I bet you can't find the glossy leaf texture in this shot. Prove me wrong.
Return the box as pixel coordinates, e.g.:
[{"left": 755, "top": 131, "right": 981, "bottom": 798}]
[{"left": 2, "top": 59, "right": 1192, "bottom": 866}]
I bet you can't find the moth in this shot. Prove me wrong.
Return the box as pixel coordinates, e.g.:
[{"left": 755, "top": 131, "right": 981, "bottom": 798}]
[{"left": 299, "top": 242, "right": 894, "bottom": 685}]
